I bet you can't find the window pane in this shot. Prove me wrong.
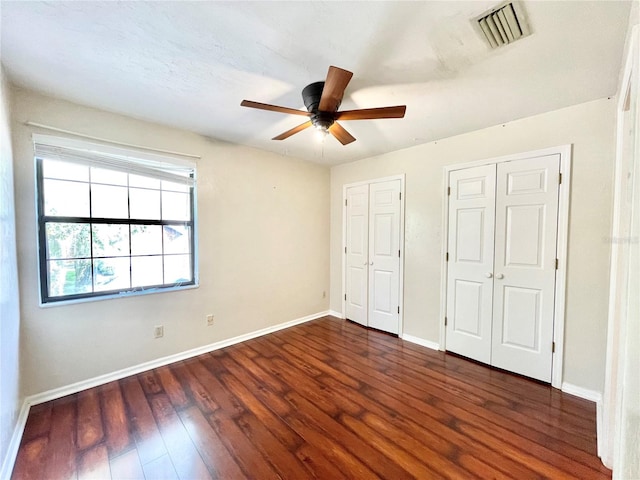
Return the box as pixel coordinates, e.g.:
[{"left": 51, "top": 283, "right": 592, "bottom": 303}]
[
  {"left": 45, "top": 223, "right": 90, "bottom": 259},
  {"left": 162, "top": 191, "right": 190, "bottom": 221},
  {"left": 38, "top": 155, "right": 195, "bottom": 302},
  {"left": 91, "top": 184, "right": 128, "bottom": 218},
  {"left": 131, "top": 225, "right": 162, "bottom": 255},
  {"left": 48, "top": 259, "right": 92, "bottom": 297},
  {"left": 163, "top": 225, "right": 191, "bottom": 254},
  {"left": 44, "top": 179, "right": 90, "bottom": 217},
  {"left": 94, "top": 257, "right": 131, "bottom": 292},
  {"left": 92, "top": 224, "right": 130, "bottom": 257},
  {"left": 129, "top": 188, "right": 160, "bottom": 220},
  {"left": 42, "top": 159, "right": 89, "bottom": 182},
  {"left": 161, "top": 180, "right": 189, "bottom": 193},
  {"left": 129, "top": 175, "right": 160, "bottom": 189},
  {"left": 91, "top": 167, "right": 127, "bottom": 186},
  {"left": 131, "top": 256, "right": 163, "bottom": 287},
  {"left": 164, "top": 254, "right": 192, "bottom": 284}
]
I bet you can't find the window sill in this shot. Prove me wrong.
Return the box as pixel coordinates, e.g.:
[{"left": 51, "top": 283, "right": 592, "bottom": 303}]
[{"left": 39, "top": 283, "right": 200, "bottom": 308}]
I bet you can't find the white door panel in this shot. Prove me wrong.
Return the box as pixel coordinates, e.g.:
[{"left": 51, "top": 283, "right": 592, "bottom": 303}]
[
  {"left": 456, "top": 208, "right": 487, "bottom": 262},
  {"left": 345, "top": 185, "right": 369, "bottom": 326},
  {"left": 500, "top": 286, "right": 542, "bottom": 350},
  {"left": 446, "top": 165, "right": 496, "bottom": 364},
  {"left": 491, "top": 155, "right": 560, "bottom": 382},
  {"left": 452, "top": 279, "right": 485, "bottom": 337},
  {"left": 504, "top": 205, "right": 546, "bottom": 267},
  {"left": 347, "top": 266, "right": 367, "bottom": 309},
  {"left": 368, "top": 180, "right": 401, "bottom": 334},
  {"left": 345, "top": 180, "right": 402, "bottom": 335},
  {"left": 446, "top": 155, "right": 560, "bottom": 383}
]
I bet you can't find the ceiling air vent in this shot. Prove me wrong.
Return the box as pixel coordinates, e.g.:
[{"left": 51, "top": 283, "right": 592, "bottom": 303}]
[{"left": 476, "top": 2, "right": 530, "bottom": 49}]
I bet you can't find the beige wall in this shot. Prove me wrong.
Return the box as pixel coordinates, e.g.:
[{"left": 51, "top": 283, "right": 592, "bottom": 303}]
[
  {"left": 12, "top": 87, "right": 330, "bottom": 397},
  {"left": 0, "top": 68, "right": 21, "bottom": 476},
  {"left": 9, "top": 86, "right": 618, "bottom": 397},
  {"left": 330, "top": 97, "right": 616, "bottom": 393}
]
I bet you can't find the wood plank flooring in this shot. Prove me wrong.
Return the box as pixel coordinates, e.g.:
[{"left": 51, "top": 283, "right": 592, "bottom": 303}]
[{"left": 12, "top": 316, "right": 610, "bottom": 479}]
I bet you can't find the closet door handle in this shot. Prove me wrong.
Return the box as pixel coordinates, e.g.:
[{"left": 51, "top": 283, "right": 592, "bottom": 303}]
[
  {"left": 369, "top": 261, "right": 374, "bottom": 265},
  {"left": 364, "top": 262, "right": 368, "bottom": 265},
  {"left": 485, "top": 272, "right": 493, "bottom": 278},
  {"left": 495, "top": 273, "right": 504, "bottom": 279}
]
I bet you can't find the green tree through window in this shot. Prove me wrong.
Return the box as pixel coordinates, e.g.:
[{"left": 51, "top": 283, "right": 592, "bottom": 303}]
[{"left": 37, "top": 155, "right": 195, "bottom": 303}]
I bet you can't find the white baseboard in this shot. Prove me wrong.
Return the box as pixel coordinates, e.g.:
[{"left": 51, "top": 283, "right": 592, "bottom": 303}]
[
  {"left": 27, "top": 310, "right": 329, "bottom": 407},
  {"left": 561, "top": 382, "right": 603, "bottom": 403},
  {"left": 328, "top": 310, "right": 344, "bottom": 319},
  {"left": 0, "top": 401, "right": 30, "bottom": 480},
  {"left": 561, "top": 382, "right": 604, "bottom": 459},
  {"left": 401, "top": 333, "right": 440, "bottom": 351}
]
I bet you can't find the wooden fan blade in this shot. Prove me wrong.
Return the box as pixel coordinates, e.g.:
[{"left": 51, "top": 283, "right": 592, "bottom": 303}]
[
  {"left": 318, "top": 66, "right": 353, "bottom": 112},
  {"left": 335, "top": 105, "right": 406, "bottom": 121},
  {"left": 241, "top": 100, "right": 310, "bottom": 117},
  {"left": 272, "top": 121, "right": 313, "bottom": 140},
  {"left": 329, "top": 122, "right": 356, "bottom": 145}
]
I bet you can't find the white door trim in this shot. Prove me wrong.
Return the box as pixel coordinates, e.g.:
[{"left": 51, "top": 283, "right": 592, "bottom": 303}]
[
  {"left": 342, "top": 174, "right": 405, "bottom": 335},
  {"left": 439, "top": 145, "right": 572, "bottom": 389},
  {"left": 601, "top": 24, "right": 639, "bottom": 467}
]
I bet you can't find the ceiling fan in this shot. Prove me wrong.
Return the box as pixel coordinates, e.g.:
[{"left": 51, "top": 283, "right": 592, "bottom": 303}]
[{"left": 240, "top": 66, "right": 406, "bottom": 145}]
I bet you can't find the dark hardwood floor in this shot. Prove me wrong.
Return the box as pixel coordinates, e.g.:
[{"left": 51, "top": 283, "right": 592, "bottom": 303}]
[{"left": 12, "top": 316, "right": 610, "bottom": 479}]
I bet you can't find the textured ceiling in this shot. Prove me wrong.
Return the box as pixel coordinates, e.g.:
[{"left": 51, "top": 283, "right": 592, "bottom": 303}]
[{"left": 0, "top": 1, "right": 633, "bottom": 165}]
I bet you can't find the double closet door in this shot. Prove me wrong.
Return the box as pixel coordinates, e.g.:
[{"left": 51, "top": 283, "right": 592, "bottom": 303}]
[
  {"left": 345, "top": 179, "right": 402, "bottom": 335},
  {"left": 446, "top": 155, "right": 560, "bottom": 382}
]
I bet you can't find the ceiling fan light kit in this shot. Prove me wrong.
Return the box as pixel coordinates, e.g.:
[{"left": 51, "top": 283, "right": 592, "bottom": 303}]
[{"left": 241, "top": 66, "right": 406, "bottom": 145}]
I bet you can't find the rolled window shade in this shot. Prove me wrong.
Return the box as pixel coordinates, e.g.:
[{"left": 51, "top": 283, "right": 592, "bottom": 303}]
[{"left": 34, "top": 137, "right": 195, "bottom": 186}]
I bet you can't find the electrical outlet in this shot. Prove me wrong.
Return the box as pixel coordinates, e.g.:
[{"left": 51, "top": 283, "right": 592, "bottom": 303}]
[
  {"left": 206, "top": 314, "right": 214, "bottom": 326},
  {"left": 322, "top": 291, "right": 326, "bottom": 299},
  {"left": 154, "top": 325, "right": 164, "bottom": 338}
]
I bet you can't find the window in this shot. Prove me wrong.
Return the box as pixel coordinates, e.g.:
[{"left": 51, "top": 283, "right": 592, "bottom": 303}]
[{"left": 35, "top": 135, "right": 196, "bottom": 304}]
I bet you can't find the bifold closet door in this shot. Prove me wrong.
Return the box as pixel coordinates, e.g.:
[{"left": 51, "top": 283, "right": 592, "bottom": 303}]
[
  {"left": 445, "top": 155, "right": 560, "bottom": 383},
  {"left": 445, "top": 165, "right": 497, "bottom": 364},
  {"left": 345, "top": 184, "right": 370, "bottom": 327},
  {"left": 345, "top": 179, "right": 401, "bottom": 334},
  {"left": 368, "top": 180, "right": 401, "bottom": 334},
  {"left": 491, "top": 155, "right": 560, "bottom": 382}
]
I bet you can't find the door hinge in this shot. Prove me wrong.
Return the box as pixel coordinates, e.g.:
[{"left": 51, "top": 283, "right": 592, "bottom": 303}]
[
  {"left": 345, "top": 246, "right": 347, "bottom": 254},
  {"left": 446, "top": 252, "right": 449, "bottom": 262},
  {"left": 398, "top": 249, "right": 401, "bottom": 258},
  {"left": 345, "top": 199, "right": 348, "bottom": 206},
  {"left": 444, "top": 316, "right": 448, "bottom": 326},
  {"left": 559, "top": 173, "right": 562, "bottom": 185},
  {"left": 397, "top": 306, "right": 400, "bottom": 314},
  {"left": 447, "top": 186, "right": 451, "bottom": 196},
  {"left": 555, "top": 258, "right": 559, "bottom": 270},
  {"left": 552, "top": 341, "right": 556, "bottom": 353},
  {"left": 399, "top": 192, "right": 402, "bottom": 200},
  {"left": 344, "top": 294, "right": 347, "bottom": 301}
]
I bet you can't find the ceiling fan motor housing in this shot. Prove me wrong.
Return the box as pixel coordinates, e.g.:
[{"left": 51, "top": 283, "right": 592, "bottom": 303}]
[
  {"left": 303, "top": 81, "right": 340, "bottom": 130},
  {"left": 302, "top": 81, "right": 326, "bottom": 112},
  {"left": 303, "top": 81, "right": 343, "bottom": 112}
]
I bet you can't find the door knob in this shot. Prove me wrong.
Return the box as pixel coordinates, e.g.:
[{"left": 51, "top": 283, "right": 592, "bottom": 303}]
[
  {"left": 485, "top": 272, "right": 493, "bottom": 278},
  {"left": 370, "top": 261, "right": 374, "bottom": 265},
  {"left": 495, "top": 273, "right": 504, "bottom": 279},
  {"left": 364, "top": 262, "right": 368, "bottom": 265}
]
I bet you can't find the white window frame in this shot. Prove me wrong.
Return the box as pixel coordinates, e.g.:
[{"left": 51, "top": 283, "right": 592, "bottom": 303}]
[{"left": 34, "top": 134, "right": 199, "bottom": 306}]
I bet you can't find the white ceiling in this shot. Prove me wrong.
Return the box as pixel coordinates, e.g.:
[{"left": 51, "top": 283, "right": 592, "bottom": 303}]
[{"left": 0, "top": 1, "right": 632, "bottom": 166}]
